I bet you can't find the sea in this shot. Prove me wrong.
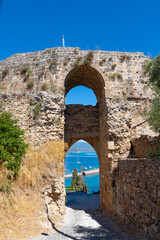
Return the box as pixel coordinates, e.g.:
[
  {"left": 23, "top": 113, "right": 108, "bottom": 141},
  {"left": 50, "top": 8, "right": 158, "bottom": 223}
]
[{"left": 65, "top": 152, "right": 100, "bottom": 194}]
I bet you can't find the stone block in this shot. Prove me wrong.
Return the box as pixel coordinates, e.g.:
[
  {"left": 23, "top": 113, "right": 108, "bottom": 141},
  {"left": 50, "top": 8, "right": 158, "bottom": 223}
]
[{"left": 108, "top": 141, "right": 115, "bottom": 150}]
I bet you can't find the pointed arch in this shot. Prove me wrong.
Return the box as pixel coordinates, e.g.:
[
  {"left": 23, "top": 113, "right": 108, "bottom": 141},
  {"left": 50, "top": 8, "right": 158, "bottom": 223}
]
[{"left": 65, "top": 139, "right": 100, "bottom": 159}]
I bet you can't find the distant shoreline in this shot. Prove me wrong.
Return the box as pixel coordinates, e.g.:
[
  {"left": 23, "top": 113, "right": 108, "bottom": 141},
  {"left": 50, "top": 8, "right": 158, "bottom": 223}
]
[{"left": 64, "top": 168, "right": 99, "bottom": 178}]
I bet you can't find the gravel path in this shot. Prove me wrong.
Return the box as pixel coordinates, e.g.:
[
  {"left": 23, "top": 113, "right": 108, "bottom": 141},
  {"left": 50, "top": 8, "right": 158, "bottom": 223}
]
[{"left": 29, "top": 193, "right": 148, "bottom": 240}]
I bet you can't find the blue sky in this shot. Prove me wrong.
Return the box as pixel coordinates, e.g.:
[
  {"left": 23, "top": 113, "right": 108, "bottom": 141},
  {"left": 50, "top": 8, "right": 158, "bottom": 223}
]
[
  {"left": 0, "top": 0, "right": 160, "bottom": 61},
  {"left": 65, "top": 86, "right": 97, "bottom": 106}
]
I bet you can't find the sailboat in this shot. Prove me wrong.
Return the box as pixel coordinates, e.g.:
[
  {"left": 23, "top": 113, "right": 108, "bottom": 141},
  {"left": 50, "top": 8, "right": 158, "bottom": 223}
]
[{"left": 77, "top": 156, "right": 80, "bottom": 164}]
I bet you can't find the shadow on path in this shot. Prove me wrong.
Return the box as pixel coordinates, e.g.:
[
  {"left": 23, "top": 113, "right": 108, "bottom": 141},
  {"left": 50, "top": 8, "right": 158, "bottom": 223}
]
[
  {"left": 65, "top": 192, "right": 148, "bottom": 240},
  {"left": 49, "top": 223, "right": 78, "bottom": 240},
  {"left": 30, "top": 192, "right": 148, "bottom": 240}
]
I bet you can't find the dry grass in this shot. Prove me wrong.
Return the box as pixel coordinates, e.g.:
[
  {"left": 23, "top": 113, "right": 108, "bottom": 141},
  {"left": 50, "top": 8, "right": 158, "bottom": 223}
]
[
  {"left": 0, "top": 187, "right": 49, "bottom": 240},
  {"left": 0, "top": 141, "right": 65, "bottom": 240},
  {"left": 17, "top": 141, "right": 64, "bottom": 188}
]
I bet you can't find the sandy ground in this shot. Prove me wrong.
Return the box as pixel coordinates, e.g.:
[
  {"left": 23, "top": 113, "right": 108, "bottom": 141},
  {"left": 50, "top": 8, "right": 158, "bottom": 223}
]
[{"left": 29, "top": 192, "right": 149, "bottom": 240}]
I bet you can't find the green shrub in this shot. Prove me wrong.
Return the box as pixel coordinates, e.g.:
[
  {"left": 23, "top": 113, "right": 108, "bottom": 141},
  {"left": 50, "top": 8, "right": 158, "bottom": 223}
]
[
  {"left": 0, "top": 112, "right": 28, "bottom": 177},
  {"left": 147, "top": 96, "right": 160, "bottom": 133},
  {"left": 69, "top": 168, "right": 88, "bottom": 193},
  {"left": 145, "top": 55, "right": 160, "bottom": 90},
  {"left": 33, "top": 102, "right": 42, "bottom": 120},
  {"left": 145, "top": 55, "right": 160, "bottom": 133}
]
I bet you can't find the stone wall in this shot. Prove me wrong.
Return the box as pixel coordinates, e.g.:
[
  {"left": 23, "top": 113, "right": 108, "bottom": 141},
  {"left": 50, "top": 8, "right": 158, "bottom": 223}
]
[
  {"left": 0, "top": 47, "right": 153, "bottom": 100},
  {"left": 44, "top": 177, "right": 66, "bottom": 226},
  {"left": 132, "top": 136, "right": 160, "bottom": 158},
  {"left": 0, "top": 47, "right": 159, "bottom": 236},
  {"left": 99, "top": 95, "right": 158, "bottom": 215},
  {"left": 0, "top": 91, "right": 64, "bottom": 146},
  {"left": 106, "top": 97, "right": 157, "bottom": 167},
  {"left": 115, "top": 159, "right": 160, "bottom": 239},
  {"left": 64, "top": 104, "right": 99, "bottom": 147}
]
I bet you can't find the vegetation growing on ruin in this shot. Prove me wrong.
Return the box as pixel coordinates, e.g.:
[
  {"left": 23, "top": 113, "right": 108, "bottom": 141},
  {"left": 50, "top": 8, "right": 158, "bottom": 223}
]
[
  {"left": 99, "top": 58, "right": 106, "bottom": 66},
  {"left": 120, "top": 54, "right": 131, "bottom": 62},
  {"left": 33, "top": 102, "right": 42, "bottom": 119},
  {"left": 26, "top": 80, "right": 34, "bottom": 90},
  {"left": 49, "top": 61, "right": 56, "bottom": 70},
  {"left": 111, "top": 64, "right": 117, "bottom": 70},
  {"left": 20, "top": 66, "right": 29, "bottom": 75},
  {"left": 74, "top": 56, "right": 82, "bottom": 67},
  {"left": 84, "top": 51, "right": 94, "bottom": 65},
  {"left": 111, "top": 72, "right": 122, "bottom": 80},
  {"left": 38, "top": 70, "right": 45, "bottom": 79},
  {"left": 23, "top": 69, "right": 32, "bottom": 82},
  {"left": 54, "top": 117, "right": 61, "bottom": 125},
  {"left": 41, "top": 83, "right": 48, "bottom": 91},
  {"left": 2, "top": 67, "right": 9, "bottom": 80},
  {"left": 0, "top": 112, "right": 28, "bottom": 178},
  {"left": 50, "top": 81, "right": 57, "bottom": 92}
]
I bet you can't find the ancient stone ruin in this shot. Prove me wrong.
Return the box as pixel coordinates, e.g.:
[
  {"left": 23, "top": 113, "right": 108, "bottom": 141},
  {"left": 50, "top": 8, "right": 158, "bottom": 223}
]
[{"left": 0, "top": 47, "right": 159, "bottom": 238}]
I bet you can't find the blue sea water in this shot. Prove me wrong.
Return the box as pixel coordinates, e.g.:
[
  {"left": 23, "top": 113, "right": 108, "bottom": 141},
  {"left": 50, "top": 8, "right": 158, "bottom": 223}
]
[
  {"left": 65, "top": 152, "right": 99, "bottom": 174},
  {"left": 65, "top": 152, "right": 99, "bottom": 193}
]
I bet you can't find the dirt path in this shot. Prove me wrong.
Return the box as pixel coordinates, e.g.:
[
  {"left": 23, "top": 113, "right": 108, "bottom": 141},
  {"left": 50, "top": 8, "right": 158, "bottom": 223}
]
[{"left": 29, "top": 192, "right": 148, "bottom": 240}]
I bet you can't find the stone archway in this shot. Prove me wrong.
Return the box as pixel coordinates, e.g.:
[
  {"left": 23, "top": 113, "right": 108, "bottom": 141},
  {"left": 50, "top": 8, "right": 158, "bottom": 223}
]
[
  {"left": 64, "top": 65, "right": 113, "bottom": 213},
  {"left": 64, "top": 65, "right": 105, "bottom": 104}
]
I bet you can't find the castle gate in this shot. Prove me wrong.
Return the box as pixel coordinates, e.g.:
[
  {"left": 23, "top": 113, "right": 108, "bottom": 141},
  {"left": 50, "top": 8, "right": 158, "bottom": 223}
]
[{"left": 64, "top": 65, "right": 113, "bottom": 212}]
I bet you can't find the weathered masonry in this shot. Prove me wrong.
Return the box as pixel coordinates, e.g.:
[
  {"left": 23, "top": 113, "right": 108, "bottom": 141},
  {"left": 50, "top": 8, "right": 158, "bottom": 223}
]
[{"left": 0, "top": 47, "right": 159, "bottom": 239}]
